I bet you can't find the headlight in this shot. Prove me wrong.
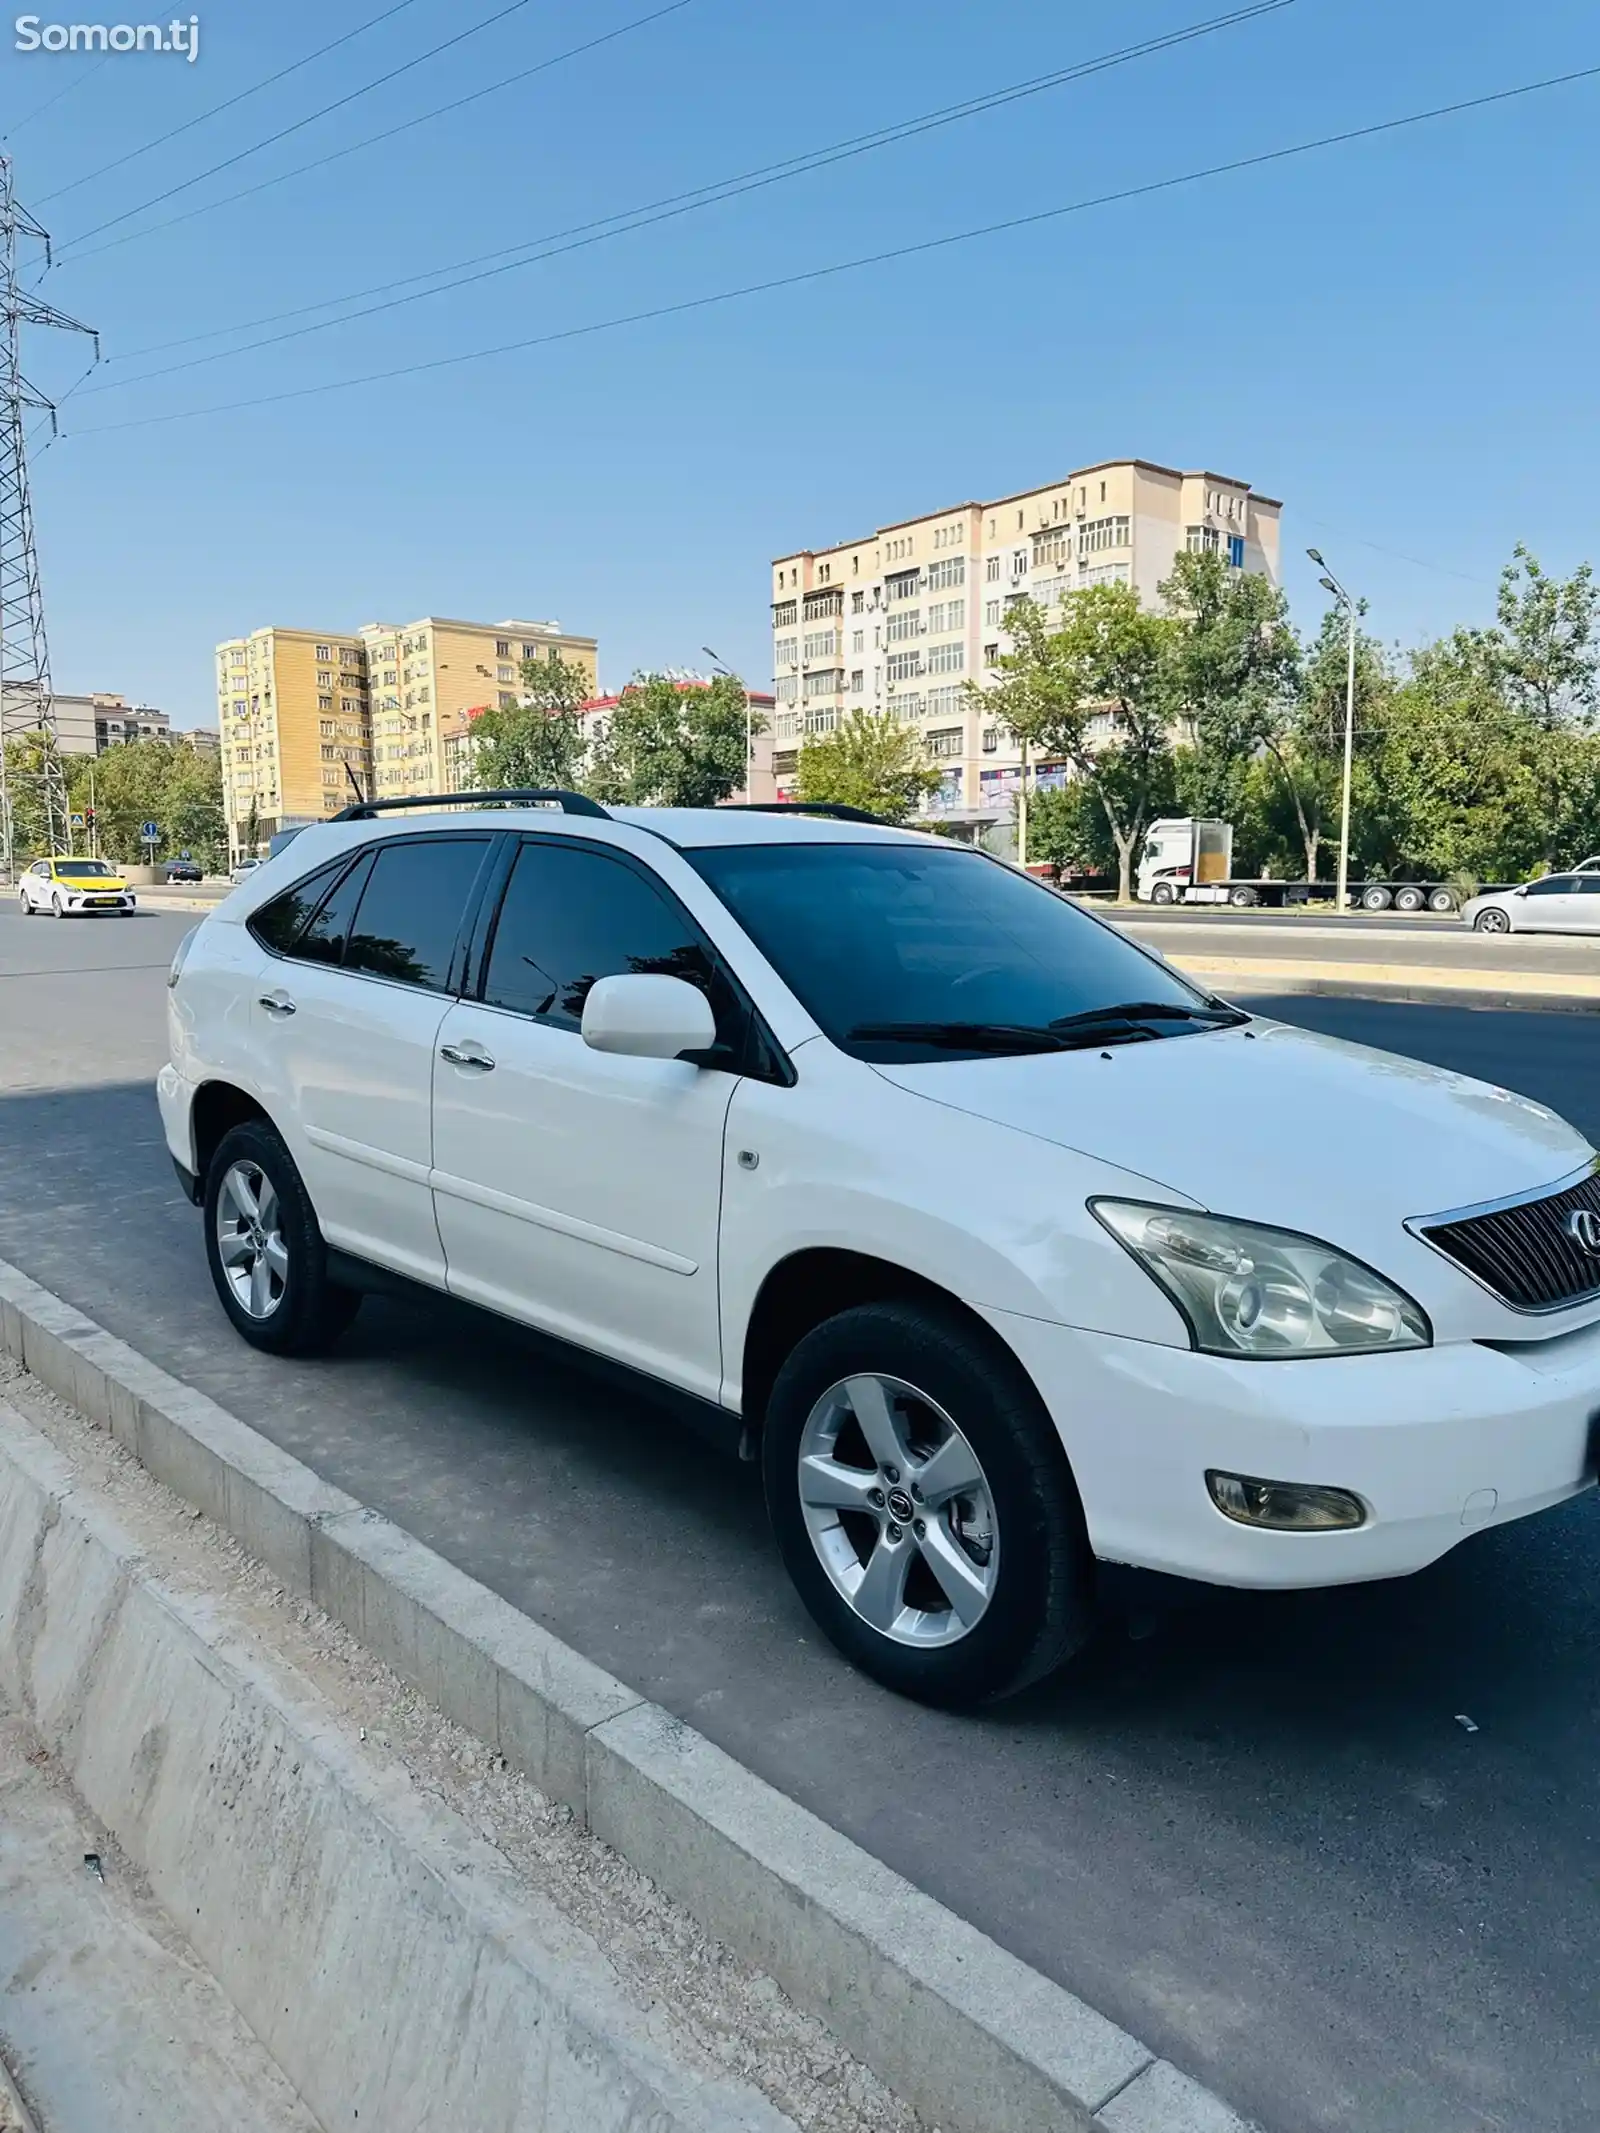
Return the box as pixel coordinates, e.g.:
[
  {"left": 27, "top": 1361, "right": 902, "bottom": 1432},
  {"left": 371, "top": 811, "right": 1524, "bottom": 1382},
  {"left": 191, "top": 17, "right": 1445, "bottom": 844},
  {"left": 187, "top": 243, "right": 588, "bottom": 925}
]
[{"left": 1092, "top": 1201, "right": 1431, "bottom": 1358}]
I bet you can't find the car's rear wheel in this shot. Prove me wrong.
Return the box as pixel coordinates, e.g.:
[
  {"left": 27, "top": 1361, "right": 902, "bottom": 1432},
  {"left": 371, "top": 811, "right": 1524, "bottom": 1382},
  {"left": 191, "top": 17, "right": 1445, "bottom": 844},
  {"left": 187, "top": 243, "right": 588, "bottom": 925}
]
[
  {"left": 203, "top": 1120, "right": 361, "bottom": 1356},
  {"left": 1474, "top": 907, "right": 1511, "bottom": 934},
  {"left": 762, "top": 1301, "right": 1093, "bottom": 1707}
]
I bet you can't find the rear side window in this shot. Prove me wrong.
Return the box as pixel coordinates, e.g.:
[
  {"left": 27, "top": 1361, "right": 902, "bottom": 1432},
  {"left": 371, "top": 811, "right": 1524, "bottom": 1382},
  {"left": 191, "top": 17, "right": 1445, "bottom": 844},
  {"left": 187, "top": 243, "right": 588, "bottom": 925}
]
[
  {"left": 297, "top": 852, "right": 372, "bottom": 963},
  {"left": 249, "top": 861, "right": 350, "bottom": 955},
  {"left": 482, "top": 839, "right": 725, "bottom": 1034},
  {"left": 344, "top": 836, "right": 491, "bottom": 991}
]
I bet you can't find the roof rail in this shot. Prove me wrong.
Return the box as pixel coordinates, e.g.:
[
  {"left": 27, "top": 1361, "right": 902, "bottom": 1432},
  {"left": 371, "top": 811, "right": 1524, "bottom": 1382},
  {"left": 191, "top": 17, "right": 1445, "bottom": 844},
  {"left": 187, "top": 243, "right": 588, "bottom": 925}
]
[
  {"left": 329, "top": 789, "right": 610, "bottom": 822},
  {"left": 717, "top": 801, "right": 895, "bottom": 826}
]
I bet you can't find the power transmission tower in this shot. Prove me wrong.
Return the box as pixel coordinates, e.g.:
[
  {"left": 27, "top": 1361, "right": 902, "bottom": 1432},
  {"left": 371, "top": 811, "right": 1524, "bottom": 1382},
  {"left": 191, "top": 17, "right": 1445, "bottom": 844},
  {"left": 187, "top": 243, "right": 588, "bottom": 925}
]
[{"left": 1, "top": 154, "right": 97, "bottom": 880}]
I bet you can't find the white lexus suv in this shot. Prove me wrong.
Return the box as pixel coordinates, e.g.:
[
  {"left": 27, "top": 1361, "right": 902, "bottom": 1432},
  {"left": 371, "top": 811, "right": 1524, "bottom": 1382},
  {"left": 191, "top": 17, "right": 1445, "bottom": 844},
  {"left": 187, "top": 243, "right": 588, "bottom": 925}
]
[{"left": 159, "top": 793, "right": 1600, "bottom": 1707}]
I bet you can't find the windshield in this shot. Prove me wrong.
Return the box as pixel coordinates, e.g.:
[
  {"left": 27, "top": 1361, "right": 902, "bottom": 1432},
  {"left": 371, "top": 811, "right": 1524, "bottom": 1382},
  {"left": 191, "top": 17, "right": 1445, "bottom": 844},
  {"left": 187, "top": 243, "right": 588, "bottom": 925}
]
[
  {"left": 688, "top": 841, "right": 1227, "bottom": 1062},
  {"left": 58, "top": 860, "right": 115, "bottom": 877}
]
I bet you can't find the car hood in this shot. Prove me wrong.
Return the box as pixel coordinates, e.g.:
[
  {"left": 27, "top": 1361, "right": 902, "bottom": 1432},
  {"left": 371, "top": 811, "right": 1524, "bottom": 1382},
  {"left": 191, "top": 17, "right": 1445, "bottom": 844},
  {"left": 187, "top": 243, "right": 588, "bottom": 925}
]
[
  {"left": 58, "top": 874, "right": 127, "bottom": 892},
  {"left": 872, "top": 1018, "right": 1592, "bottom": 1241}
]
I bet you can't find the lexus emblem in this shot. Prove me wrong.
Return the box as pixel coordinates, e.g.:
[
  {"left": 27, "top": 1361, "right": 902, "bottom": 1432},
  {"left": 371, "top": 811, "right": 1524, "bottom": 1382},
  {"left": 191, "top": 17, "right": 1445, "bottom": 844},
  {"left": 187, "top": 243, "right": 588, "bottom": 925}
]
[{"left": 1565, "top": 1207, "right": 1600, "bottom": 1256}]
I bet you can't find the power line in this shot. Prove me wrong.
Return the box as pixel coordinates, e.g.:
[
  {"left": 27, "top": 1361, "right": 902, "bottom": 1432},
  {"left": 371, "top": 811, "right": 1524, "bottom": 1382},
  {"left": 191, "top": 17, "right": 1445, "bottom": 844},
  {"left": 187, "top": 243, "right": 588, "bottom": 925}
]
[
  {"left": 35, "top": 0, "right": 431, "bottom": 206},
  {"left": 60, "top": 0, "right": 706, "bottom": 272},
  {"left": 68, "top": 61, "right": 1600, "bottom": 442},
  {"left": 76, "top": 2, "right": 1294, "bottom": 396},
  {"left": 3, "top": 55, "right": 112, "bottom": 143},
  {"left": 55, "top": 0, "right": 553, "bottom": 255}
]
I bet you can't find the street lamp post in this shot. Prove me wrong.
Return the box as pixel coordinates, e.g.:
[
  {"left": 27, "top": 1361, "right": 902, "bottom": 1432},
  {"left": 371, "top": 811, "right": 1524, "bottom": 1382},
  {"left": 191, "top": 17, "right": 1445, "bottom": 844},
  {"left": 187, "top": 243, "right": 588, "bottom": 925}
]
[
  {"left": 1307, "top": 548, "right": 1359, "bottom": 914},
  {"left": 702, "top": 646, "right": 752, "bottom": 799}
]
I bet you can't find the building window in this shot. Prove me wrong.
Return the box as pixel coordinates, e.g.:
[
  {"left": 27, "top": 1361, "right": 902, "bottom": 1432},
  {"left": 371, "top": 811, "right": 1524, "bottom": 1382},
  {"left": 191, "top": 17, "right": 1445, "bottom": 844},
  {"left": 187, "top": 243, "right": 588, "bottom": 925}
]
[
  {"left": 886, "top": 651, "right": 922, "bottom": 683},
  {"left": 886, "top": 610, "right": 921, "bottom": 644},
  {"left": 497, "top": 664, "right": 514, "bottom": 683},
  {"left": 495, "top": 639, "right": 511, "bottom": 657},
  {"left": 982, "top": 728, "right": 999, "bottom": 752},
  {"left": 850, "top": 629, "right": 865, "bottom": 655},
  {"left": 316, "top": 669, "right": 332, "bottom": 687},
  {"left": 317, "top": 693, "right": 333, "bottom": 711},
  {"left": 320, "top": 719, "right": 335, "bottom": 737},
  {"left": 852, "top": 590, "right": 865, "bottom": 613},
  {"left": 927, "top": 599, "right": 965, "bottom": 633},
  {"left": 774, "top": 636, "right": 798, "bottom": 665},
  {"left": 1229, "top": 533, "right": 1246, "bottom": 569},
  {"left": 986, "top": 556, "right": 1001, "bottom": 583},
  {"left": 521, "top": 642, "right": 539, "bottom": 659},
  {"left": 925, "top": 726, "right": 964, "bottom": 759},
  {"left": 315, "top": 644, "right": 331, "bottom": 661},
  {"left": 498, "top": 692, "right": 515, "bottom": 708},
  {"left": 983, "top": 600, "right": 1002, "bottom": 627},
  {"left": 892, "top": 690, "right": 924, "bottom": 719},
  {"left": 984, "top": 643, "right": 1000, "bottom": 669},
  {"left": 803, "top": 628, "right": 840, "bottom": 660},
  {"left": 1185, "top": 525, "right": 1220, "bottom": 554},
  {"left": 885, "top": 570, "right": 920, "bottom": 604},
  {"left": 774, "top": 675, "right": 798, "bottom": 704},
  {"left": 925, "top": 685, "right": 965, "bottom": 719},
  {"left": 802, "top": 589, "right": 843, "bottom": 621},
  {"left": 1080, "top": 515, "right": 1130, "bottom": 556},
  {"left": 803, "top": 668, "right": 844, "bottom": 700},
  {"left": 926, "top": 641, "right": 965, "bottom": 675},
  {"left": 927, "top": 557, "right": 965, "bottom": 591},
  {"left": 773, "top": 599, "right": 797, "bottom": 628}
]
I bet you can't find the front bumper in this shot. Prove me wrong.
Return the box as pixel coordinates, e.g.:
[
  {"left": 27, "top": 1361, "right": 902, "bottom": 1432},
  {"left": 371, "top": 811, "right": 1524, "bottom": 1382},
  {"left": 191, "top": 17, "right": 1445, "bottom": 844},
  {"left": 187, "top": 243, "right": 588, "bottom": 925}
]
[
  {"left": 63, "top": 893, "right": 134, "bottom": 911},
  {"left": 983, "top": 1304, "right": 1600, "bottom": 1587}
]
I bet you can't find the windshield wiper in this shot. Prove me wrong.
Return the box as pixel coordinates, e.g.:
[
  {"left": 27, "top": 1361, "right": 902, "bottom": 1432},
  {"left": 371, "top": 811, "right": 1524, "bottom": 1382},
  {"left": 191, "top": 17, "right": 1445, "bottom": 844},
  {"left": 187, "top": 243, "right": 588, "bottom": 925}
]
[
  {"left": 847, "top": 1020, "right": 1074, "bottom": 1054},
  {"left": 1047, "top": 1000, "right": 1248, "bottom": 1032}
]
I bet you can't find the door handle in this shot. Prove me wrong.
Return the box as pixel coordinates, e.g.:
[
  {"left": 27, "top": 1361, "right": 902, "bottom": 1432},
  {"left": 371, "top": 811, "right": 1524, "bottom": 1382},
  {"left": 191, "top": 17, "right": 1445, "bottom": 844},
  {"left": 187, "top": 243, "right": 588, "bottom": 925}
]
[
  {"left": 258, "top": 991, "right": 297, "bottom": 1016},
  {"left": 439, "top": 1042, "right": 495, "bottom": 1072}
]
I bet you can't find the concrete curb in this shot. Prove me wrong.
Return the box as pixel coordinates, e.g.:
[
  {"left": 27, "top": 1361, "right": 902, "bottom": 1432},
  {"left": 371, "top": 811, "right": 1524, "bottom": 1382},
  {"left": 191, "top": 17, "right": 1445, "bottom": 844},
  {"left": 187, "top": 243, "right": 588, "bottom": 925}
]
[
  {"left": 1180, "top": 967, "right": 1600, "bottom": 1016},
  {"left": 0, "top": 1256, "right": 1257, "bottom": 2133},
  {"left": 1163, "top": 950, "right": 1600, "bottom": 1011},
  {"left": 0, "top": 1393, "right": 795, "bottom": 2133}
]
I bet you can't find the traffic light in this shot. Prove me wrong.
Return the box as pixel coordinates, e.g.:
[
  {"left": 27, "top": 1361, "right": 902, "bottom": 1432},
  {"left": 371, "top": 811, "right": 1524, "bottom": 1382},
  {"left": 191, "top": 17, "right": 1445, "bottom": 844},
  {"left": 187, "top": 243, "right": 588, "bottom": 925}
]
[{"left": 84, "top": 807, "right": 95, "bottom": 828}]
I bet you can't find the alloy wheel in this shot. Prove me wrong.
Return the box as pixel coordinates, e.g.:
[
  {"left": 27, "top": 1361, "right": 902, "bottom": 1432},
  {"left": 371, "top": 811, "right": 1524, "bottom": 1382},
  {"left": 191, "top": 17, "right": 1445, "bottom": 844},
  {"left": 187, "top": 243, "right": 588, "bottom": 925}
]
[
  {"left": 215, "top": 1160, "right": 289, "bottom": 1320},
  {"left": 797, "top": 1374, "right": 999, "bottom": 1648}
]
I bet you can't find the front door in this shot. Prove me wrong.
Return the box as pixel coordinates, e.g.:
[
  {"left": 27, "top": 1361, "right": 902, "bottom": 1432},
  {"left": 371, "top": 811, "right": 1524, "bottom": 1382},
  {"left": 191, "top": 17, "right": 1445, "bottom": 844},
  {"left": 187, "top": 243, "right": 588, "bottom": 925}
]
[
  {"left": 430, "top": 835, "right": 736, "bottom": 1401},
  {"left": 1517, "top": 875, "right": 1583, "bottom": 932}
]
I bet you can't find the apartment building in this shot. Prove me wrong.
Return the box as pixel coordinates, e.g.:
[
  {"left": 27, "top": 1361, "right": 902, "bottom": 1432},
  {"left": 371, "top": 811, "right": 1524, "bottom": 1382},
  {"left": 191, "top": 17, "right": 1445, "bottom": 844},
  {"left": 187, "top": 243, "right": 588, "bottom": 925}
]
[
  {"left": 374, "top": 618, "right": 598, "bottom": 800},
  {"left": 214, "top": 628, "right": 373, "bottom": 848},
  {"left": 767, "top": 459, "right": 1282, "bottom": 818}
]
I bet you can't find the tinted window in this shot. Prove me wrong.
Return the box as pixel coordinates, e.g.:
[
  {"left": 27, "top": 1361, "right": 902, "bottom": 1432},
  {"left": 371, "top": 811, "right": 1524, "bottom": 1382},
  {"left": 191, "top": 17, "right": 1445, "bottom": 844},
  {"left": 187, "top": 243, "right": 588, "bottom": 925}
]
[
  {"left": 249, "top": 860, "right": 349, "bottom": 955},
  {"left": 688, "top": 842, "right": 1215, "bottom": 1063},
  {"left": 1579, "top": 877, "right": 1600, "bottom": 895},
  {"left": 344, "top": 837, "right": 490, "bottom": 990},
  {"left": 1526, "top": 876, "right": 1577, "bottom": 897},
  {"left": 483, "top": 840, "right": 725, "bottom": 1035},
  {"left": 297, "top": 852, "right": 372, "bottom": 963}
]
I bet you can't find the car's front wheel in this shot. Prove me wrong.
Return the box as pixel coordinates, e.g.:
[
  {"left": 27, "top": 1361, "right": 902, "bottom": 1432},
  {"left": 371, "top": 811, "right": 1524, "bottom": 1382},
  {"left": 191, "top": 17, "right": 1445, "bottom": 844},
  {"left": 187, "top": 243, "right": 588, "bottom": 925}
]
[
  {"left": 203, "top": 1120, "right": 361, "bottom": 1356},
  {"left": 762, "top": 1301, "right": 1093, "bottom": 1707},
  {"left": 50, "top": 894, "right": 64, "bottom": 918},
  {"left": 18, "top": 890, "right": 31, "bottom": 915}
]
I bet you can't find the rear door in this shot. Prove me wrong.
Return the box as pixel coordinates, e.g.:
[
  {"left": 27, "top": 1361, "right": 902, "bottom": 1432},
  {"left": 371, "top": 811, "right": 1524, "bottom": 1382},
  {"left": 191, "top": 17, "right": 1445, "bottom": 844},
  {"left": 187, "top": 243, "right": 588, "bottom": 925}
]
[
  {"left": 1575, "top": 876, "right": 1600, "bottom": 932},
  {"left": 246, "top": 833, "right": 495, "bottom": 1284},
  {"left": 430, "top": 834, "right": 741, "bottom": 1400}
]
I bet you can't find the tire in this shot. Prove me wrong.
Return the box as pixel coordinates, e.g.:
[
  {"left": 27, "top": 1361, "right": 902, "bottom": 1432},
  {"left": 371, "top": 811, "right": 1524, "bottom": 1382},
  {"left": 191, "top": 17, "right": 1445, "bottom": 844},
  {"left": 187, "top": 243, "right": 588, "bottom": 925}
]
[
  {"left": 1360, "top": 886, "right": 1391, "bottom": 912},
  {"left": 51, "top": 894, "right": 64, "bottom": 918},
  {"left": 762, "top": 1301, "right": 1094, "bottom": 1708},
  {"left": 203, "top": 1119, "right": 361, "bottom": 1357},
  {"left": 1150, "top": 881, "right": 1175, "bottom": 906},
  {"left": 1393, "top": 885, "right": 1426, "bottom": 914},
  {"left": 1474, "top": 908, "right": 1511, "bottom": 935},
  {"left": 19, "top": 891, "right": 31, "bottom": 916},
  {"left": 1228, "top": 886, "right": 1258, "bottom": 908},
  {"left": 1427, "top": 888, "right": 1456, "bottom": 914}
]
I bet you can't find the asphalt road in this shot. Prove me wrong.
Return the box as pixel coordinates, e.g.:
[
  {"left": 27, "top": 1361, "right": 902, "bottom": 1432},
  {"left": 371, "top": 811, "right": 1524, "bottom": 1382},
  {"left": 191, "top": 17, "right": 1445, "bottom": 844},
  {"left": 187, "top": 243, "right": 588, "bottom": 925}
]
[{"left": 2, "top": 902, "right": 1598, "bottom": 2133}]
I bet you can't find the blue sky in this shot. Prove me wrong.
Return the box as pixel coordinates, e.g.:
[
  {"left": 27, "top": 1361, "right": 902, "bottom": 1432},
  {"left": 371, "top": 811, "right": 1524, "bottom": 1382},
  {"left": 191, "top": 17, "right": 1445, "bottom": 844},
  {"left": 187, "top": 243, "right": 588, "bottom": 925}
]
[{"left": 4, "top": 0, "right": 1597, "bottom": 727}]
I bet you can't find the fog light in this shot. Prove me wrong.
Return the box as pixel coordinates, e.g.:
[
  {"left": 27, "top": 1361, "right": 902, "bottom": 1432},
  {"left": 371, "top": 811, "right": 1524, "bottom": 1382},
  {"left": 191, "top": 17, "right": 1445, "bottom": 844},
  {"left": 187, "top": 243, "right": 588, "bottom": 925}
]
[{"left": 1206, "top": 1471, "right": 1366, "bottom": 1531}]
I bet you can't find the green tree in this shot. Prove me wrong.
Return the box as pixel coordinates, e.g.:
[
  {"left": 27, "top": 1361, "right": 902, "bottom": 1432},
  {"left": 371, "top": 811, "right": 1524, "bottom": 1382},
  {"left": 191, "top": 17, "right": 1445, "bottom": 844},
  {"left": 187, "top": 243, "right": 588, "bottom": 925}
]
[
  {"left": 982, "top": 584, "right": 1173, "bottom": 901},
  {"left": 1494, "top": 546, "right": 1600, "bottom": 867},
  {"left": 63, "top": 739, "right": 226, "bottom": 869},
  {"left": 588, "top": 672, "right": 758, "bottom": 808},
  {"left": 467, "top": 653, "right": 592, "bottom": 793},
  {"left": 1260, "top": 601, "right": 1392, "bottom": 882},
  {"left": 793, "top": 709, "right": 941, "bottom": 824},
  {"left": 1159, "top": 550, "right": 1298, "bottom": 816}
]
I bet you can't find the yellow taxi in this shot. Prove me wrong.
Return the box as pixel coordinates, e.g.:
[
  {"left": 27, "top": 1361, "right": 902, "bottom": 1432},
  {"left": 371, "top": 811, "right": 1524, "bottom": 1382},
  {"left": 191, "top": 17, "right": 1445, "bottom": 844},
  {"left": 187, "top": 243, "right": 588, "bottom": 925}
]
[{"left": 17, "top": 855, "right": 137, "bottom": 917}]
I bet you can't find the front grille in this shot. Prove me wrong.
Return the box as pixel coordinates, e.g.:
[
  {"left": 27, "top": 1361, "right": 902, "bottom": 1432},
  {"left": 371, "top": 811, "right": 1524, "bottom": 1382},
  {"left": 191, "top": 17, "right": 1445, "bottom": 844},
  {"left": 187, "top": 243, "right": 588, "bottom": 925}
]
[{"left": 1419, "top": 1164, "right": 1600, "bottom": 1311}]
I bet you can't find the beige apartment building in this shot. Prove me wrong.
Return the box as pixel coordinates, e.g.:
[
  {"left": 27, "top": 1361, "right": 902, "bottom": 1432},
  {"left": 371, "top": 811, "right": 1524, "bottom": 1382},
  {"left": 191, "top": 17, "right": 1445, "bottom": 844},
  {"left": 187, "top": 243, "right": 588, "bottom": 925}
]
[
  {"left": 215, "top": 628, "right": 373, "bottom": 846},
  {"left": 768, "top": 459, "right": 1282, "bottom": 820},
  {"left": 216, "top": 615, "right": 597, "bottom": 851},
  {"left": 366, "top": 618, "right": 597, "bottom": 799}
]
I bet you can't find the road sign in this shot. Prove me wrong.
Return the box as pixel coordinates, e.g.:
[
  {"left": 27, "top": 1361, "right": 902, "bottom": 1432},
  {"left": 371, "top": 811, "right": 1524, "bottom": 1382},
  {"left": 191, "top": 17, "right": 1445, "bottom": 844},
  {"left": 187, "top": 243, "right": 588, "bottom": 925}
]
[
  {"left": 70, "top": 812, "right": 84, "bottom": 828},
  {"left": 140, "top": 820, "right": 160, "bottom": 842}
]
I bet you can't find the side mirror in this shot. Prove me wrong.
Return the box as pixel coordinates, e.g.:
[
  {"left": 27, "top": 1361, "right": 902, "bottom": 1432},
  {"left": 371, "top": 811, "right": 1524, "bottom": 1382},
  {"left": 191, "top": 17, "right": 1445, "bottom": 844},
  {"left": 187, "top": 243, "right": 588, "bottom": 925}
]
[
  {"left": 581, "top": 973, "right": 717, "bottom": 1061},
  {"left": 1515, "top": 885, "right": 1529, "bottom": 897}
]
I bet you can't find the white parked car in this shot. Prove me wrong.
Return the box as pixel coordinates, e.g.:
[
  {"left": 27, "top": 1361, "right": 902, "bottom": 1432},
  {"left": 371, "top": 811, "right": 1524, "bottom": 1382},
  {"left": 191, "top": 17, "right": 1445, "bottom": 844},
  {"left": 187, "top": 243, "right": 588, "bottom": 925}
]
[
  {"left": 159, "top": 795, "right": 1600, "bottom": 1707},
  {"left": 1460, "top": 872, "right": 1600, "bottom": 934},
  {"left": 230, "top": 858, "right": 264, "bottom": 887}
]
